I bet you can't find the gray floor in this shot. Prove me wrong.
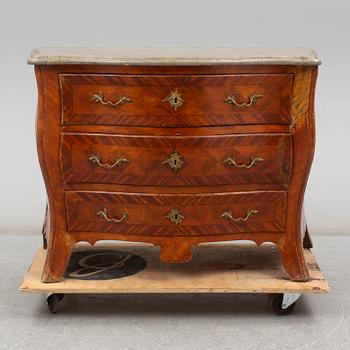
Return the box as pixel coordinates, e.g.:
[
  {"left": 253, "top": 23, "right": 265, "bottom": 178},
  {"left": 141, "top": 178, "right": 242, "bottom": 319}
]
[{"left": 0, "top": 235, "right": 349, "bottom": 350}]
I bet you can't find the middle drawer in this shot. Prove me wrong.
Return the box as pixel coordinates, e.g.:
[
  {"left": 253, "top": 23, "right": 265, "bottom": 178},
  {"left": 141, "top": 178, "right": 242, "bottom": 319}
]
[{"left": 61, "top": 133, "right": 292, "bottom": 187}]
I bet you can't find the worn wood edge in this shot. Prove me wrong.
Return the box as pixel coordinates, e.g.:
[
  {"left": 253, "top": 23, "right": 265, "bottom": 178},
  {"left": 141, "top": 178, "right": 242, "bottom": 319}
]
[{"left": 19, "top": 243, "right": 329, "bottom": 294}]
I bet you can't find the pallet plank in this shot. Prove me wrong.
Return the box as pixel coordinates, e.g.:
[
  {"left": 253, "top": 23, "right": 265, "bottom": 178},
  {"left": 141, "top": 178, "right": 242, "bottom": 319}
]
[{"left": 20, "top": 243, "right": 329, "bottom": 294}]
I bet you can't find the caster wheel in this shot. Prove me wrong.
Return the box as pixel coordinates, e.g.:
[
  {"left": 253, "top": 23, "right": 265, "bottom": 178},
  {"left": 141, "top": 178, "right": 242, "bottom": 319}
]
[
  {"left": 269, "top": 294, "right": 296, "bottom": 315},
  {"left": 47, "top": 293, "right": 65, "bottom": 313}
]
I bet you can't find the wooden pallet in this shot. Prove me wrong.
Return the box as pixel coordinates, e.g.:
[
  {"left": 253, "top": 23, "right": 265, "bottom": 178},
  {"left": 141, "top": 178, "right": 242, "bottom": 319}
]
[{"left": 20, "top": 242, "right": 329, "bottom": 294}]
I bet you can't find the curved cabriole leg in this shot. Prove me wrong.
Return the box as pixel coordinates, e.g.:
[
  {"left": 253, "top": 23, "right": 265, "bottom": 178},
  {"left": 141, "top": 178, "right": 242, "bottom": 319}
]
[
  {"left": 301, "top": 207, "right": 313, "bottom": 249},
  {"left": 41, "top": 237, "right": 74, "bottom": 283},
  {"left": 41, "top": 203, "right": 49, "bottom": 249},
  {"left": 277, "top": 235, "right": 310, "bottom": 282}
]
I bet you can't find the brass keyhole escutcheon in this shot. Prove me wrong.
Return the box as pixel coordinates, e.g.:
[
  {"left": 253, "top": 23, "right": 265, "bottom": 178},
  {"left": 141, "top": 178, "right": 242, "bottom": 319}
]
[
  {"left": 164, "top": 208, "right": 184, "bottom": 225},
  {"left": 162, "top": 89, "right": 184, "bottom": 111},
  {"left": 161, "top": 150, "right": 184, "bottom": 172}
]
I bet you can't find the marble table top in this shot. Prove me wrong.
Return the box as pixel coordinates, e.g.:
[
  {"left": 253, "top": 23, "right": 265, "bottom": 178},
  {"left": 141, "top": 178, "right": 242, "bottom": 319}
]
[{"left": 28, "top": 47, "right": 320, "bottom": 66}]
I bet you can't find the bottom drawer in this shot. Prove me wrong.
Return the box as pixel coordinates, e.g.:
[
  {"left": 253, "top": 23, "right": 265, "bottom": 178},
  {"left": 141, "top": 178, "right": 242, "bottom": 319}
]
[{"left": 66, "top": 191, "right": 286, "bottom": 236}]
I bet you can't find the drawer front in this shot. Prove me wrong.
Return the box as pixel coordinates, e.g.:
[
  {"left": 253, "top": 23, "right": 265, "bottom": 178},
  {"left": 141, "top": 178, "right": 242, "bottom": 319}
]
[
  {"left": 61, "top": 133, "right": 292, "bottom": 187},
  {"left": 66, "top": 191, "right": 287, "bottom": 235},
  {"left": 61, "top": 74, "right": 293, "bottom": 126}
]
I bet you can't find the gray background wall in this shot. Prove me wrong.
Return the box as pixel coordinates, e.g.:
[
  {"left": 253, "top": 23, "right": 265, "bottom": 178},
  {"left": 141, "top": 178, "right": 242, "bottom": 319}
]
[{"left": 0, "top": 0, "right": 348, "bottom": 235}]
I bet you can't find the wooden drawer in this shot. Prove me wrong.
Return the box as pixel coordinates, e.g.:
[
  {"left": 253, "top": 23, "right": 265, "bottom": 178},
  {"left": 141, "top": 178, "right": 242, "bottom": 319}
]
[
  {"left": 66, "top": 191, "right": 287, "bottom": 236},
  {"left": 61, "top": 133, "right": 292, "bottom": 187},
  {"left": 61, "top": 74, "right": 293, "bottom": 127}
]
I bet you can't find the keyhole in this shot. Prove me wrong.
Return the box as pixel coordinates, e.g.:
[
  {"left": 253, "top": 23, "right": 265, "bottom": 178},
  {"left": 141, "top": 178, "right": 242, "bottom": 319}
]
[
  {"left": 174, "top": 97, "right": 178, "bottom": 104},
  {"left": 174, "top": 160, "right": 177, "bottom": 165},
  {"left": 174, "top": 214, "right": 178, "bottom": 220}
]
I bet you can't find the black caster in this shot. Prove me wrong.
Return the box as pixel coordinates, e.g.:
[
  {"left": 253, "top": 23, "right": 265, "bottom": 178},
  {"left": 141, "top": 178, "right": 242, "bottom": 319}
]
[
  {"left": 269, "top": 293, "right": 300, "bottom": 315},
  {"left": 47, "top": 293, "right": 65, "bottom": 313}
]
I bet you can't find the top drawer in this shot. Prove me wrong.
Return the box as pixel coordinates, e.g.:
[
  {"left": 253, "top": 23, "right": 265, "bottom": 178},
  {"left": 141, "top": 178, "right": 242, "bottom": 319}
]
[{"left": 61, "top": 74, "right": 293, "bottom": 127}]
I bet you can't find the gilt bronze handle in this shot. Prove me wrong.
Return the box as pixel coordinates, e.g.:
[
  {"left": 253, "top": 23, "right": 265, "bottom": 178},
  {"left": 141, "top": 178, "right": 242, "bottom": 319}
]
[
  {"left": 92, "top": 91, "right": 133, "bottom": 107},
  {"left": 224, "top": 94, "right": 263, "bottom": 107},
  {"left": 223, "top": 154, "right": 264, "bottom": 169},
  {"left": 96, "top": 208, "right": 128, "bottom": 224},
  {"left": 220, "top": 209, "right": 258, "bottom": 222},
  {"left": 89, "top": 153, "right": 128, "bottom": 169}
]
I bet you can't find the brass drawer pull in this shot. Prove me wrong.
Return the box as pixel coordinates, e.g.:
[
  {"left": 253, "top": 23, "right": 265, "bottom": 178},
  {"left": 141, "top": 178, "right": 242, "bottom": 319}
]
[
  {"left": 220, "top": 209, "right": 258, "bottom": 222},
  {"left": 92, "top": 91, "right": 133, "bottom": 107},
  {"left": 223, "top": 154, "right": 264, "bottom": 169},
  {"left": 162, "top": 89, "right": 184, "bottom": 111},
  {"left": 164, "top": 208, "right": 184, "bottom": 225},
  {"left": 224, "top": 94, "right": 263, "bottom": 107},
  {"left": 89, "top": 153, "right": 128, "bottom": 169},
  {"left": 162, "top": 150, "right": 184, "bottom": 171},
  {"left": 96, "top": 208, "right": 128, "bottom": 223}
]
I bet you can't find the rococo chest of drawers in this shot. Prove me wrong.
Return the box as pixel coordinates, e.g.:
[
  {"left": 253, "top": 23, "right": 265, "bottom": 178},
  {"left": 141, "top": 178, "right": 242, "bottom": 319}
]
[{"left": 28, "top": 48, "right": 320, "bottom": 282}]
